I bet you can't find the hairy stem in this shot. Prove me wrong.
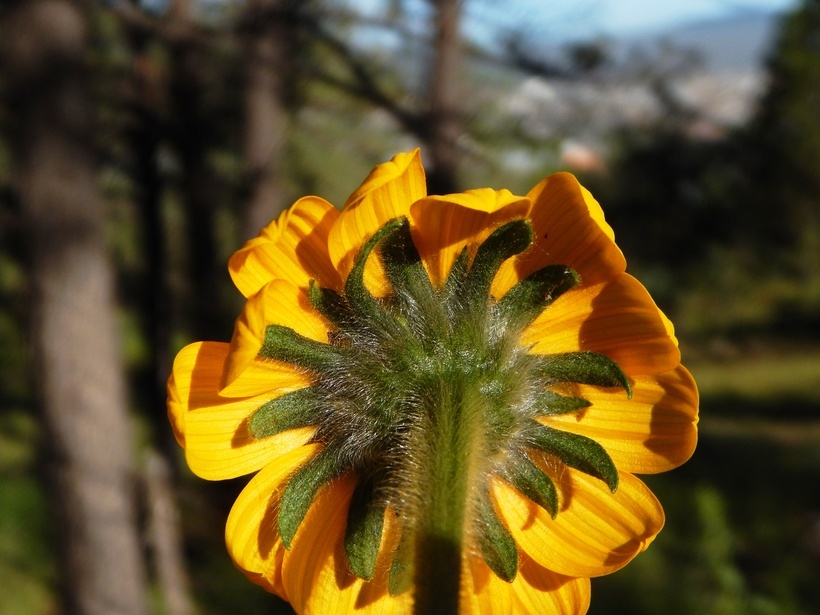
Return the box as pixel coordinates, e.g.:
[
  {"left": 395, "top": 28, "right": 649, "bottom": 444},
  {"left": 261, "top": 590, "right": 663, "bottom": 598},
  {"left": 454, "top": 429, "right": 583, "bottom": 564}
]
[{"left": 412, "top": 380, "right": 484, "bottom": 614}]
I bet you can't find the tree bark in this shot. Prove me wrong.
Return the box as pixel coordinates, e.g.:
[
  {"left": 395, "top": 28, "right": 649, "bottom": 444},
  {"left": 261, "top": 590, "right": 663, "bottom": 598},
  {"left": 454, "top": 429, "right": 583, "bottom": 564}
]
[
  {"left": 145, "top": 451, "right": 196, "bottom": 615},
  {"left": 425, "top": 0, "right": 463, "bottom": 195},
  {"left": 241, "top": 0, "right": 291, "bottom": 238},
  {"left": 2, "top": 1, "right": 148, "bottom": 614}
]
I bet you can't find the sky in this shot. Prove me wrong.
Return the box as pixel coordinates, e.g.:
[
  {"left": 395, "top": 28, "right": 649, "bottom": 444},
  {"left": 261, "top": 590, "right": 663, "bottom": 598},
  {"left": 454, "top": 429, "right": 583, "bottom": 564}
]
[
  {"left": 351, "top": 0, "right": 798, "bottom": 43},
  {"left": 543, "top": 0, "right": 797, "bottom": 38}
]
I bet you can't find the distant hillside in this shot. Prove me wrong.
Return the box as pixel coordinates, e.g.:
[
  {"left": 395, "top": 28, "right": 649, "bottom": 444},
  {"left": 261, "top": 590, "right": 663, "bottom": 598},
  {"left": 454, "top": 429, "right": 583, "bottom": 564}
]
[{"left": 630, "top": 10, "right": 783, "bottom": 71}]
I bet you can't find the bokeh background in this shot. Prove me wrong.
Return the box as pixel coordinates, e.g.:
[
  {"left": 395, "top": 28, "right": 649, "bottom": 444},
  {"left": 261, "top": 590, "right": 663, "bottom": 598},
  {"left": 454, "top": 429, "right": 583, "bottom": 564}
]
[{"left": 1, "top": 0, "right": 818, "bottom": 613}]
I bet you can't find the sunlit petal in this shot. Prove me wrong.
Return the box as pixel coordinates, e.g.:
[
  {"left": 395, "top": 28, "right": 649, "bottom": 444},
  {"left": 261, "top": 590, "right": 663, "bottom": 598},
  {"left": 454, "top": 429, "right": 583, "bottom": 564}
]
[
  {"left": 221, "top": 279, "right": 328, "bottom": 397},
  {"left": 523, "top": 273, "right": 680, "bottom": 376},
  {"left": 229, "top": 196, "right": 341, "bottom": 297},
  {"left": 226, "top": 444, "right": 321, "bottom": 597},
  {"left": 328, "top": 150, "right": 426, "bottom": 296},
  {"left": 409, "top": 189, "right": 531, "bottom": 288},
  {"left": 543, "top": 365, "right": 699, "bottom": 474},
  {"left": 493, "top": 469, "right": 664, "bottom": 578},
  {"left": 281, "top": 476, "right": 413, "bottom": 614},
  {"left": 168, "top": 342, "right": 316, "bottom": 479}
]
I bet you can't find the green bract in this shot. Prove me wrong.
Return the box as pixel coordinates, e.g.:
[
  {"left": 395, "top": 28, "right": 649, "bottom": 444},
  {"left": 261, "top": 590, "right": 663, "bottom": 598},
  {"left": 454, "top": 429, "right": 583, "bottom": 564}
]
[{"left": 251, "top": 216, "right": 630, "bottom": 588}]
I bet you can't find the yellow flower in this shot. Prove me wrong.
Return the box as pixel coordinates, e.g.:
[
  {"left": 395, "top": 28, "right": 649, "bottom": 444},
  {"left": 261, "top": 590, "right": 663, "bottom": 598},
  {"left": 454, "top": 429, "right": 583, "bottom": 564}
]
[{"left": 168, "top": 150, "right": 698, "bottom": 614}]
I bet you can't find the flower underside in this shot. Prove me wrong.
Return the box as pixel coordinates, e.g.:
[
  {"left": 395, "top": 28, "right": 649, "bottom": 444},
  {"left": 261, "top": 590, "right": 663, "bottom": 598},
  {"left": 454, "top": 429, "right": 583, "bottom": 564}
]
[{"left": 249, "top": 216, "right": 631, "bottom": 591}]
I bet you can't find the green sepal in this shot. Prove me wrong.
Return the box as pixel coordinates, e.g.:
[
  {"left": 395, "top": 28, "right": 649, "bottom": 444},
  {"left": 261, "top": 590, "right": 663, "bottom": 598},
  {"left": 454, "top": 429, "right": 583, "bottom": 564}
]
[
  {"left": 533, "top": 351, "right": 632, "bottom": 398},
  {"left": 526, "top": 422, "right": 619, "bottom": 492},
  {"left": 279, "top": 447, "right": 343, "bottom": 549},
  {"left": 248, "top": 386, "right": 323, "bottom": 439},
  {"left": 343, "top": 478, "right": 386, "bottom": 581},
  {"left": 379, "top": 218, "right": 435, "bottom": 303},
  {"left": 345, "top": 217, "right": 405, "bottom": 316},
  {"left": 260, "top": 324, "right": 343, "bottom": 374},
  {"left": 476, "top": 494, "right": 518, "bottom": 582},
  {"left": 497, "top": 265, "right": 580, "bottom": 327},
  {"left": 532, "top": 390, "right": 592, "bottom": 416},
  {"left": 309, "top": 280, "right": 352, "bottom": 329},
  {"left": 506, "top": 454, "right": 559, "bottom": 518},
  {"left": 379, "top": 218, "right": 445, "bottom": 337},
  {"left": 388, "top": 529, "right": 414, "bottom": 596},
  {"left": 441, "top": 247, "right": 469, "bottom": 312},
  {"left": 464, "top": 219, "right": 533, "bottom": 307}
]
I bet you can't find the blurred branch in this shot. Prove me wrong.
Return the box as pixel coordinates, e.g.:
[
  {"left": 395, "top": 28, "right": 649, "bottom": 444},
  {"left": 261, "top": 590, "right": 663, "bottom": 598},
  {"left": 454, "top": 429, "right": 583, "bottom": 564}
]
[{"left": 305, "top": 20, "right": 423, "bottom": 136}]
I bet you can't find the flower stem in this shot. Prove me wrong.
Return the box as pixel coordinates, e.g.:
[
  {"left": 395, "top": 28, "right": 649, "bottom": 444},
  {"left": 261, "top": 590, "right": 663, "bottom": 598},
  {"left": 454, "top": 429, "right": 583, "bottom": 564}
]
[{"left": 412, "top": 382, "right": 483, "bottom": 615}]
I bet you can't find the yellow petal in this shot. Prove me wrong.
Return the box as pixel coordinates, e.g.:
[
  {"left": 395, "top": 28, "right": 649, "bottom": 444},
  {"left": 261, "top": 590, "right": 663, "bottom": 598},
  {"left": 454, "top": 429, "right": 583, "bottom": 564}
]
[
  {"left": 328, "top": 150, "right": 427, "bottom": 297},
  {"left": 493, "top": 469, "right": 664, "bottom": 578},
  {"left": 225, "top": 443, "right": 321, "bottom": 598},
  {"left": 513, "top": 554, "right": 591, "bottom": 614},
  {"left": 229, "top": 196, "right": 342, "bottom": 297},
  {"left": 167, "top": 351, "right": 190, "bottom": 447},
  {"left": 494, "top": 173, "right": 626, "bottom": 296},
  {"left": 221, "top": 279, "right": 329, "bottom": 397},
  {"left": 281, "top": 475, "right": 413, "bottom": 614},
  {"left": 523, "top": 273, "right": 680, "bottom": 376},
  {"left": 408, "top": 189, "right": 531, "bottom": 288},
  {"left": 461, "top": 552, "right": 589, "bottom": 614},
  {"left": 462, "top": 553, "right": 513, "bottom": 613},
  {"left": 542, "top": 365, "right": 699, "bottom": 474},
  {"left": 167, "top": 341, "right": 317, "bottom": 479}
]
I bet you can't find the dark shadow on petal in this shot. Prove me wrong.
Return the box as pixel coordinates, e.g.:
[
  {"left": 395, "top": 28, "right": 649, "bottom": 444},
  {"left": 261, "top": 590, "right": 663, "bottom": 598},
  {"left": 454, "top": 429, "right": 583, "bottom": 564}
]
[
  {"left": 293, "top": 205, "right": 343, "bottom": 289},
  {"left": 231, "top": 416, "right": 254, "bottom": 449},
  {"left": 187, "top": 343, "right": 230, "bottom": 410},
  {"left": 644, "top": 369, "right": 699, "bottom": 467},
  {"left": 602, "top": 532, "right": 657, "bottom": 569},
  {"left": 257, "top": 487, "right": 282, "bottom": 560},
  {"left": 531, "top": 450, "right": 578, "bottom": 513},
  {"left": 332, "top": 535, "right": 359, "bottom": 593},
  {"left": 518, "top": 552, "right": 574, "bottom": 592}
]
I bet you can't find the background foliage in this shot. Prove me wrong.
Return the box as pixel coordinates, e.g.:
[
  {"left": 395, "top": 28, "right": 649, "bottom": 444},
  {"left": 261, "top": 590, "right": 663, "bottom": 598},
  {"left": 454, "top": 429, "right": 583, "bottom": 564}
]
[{"left": 1, "top": 0, "right": 818, "bottom": 613}]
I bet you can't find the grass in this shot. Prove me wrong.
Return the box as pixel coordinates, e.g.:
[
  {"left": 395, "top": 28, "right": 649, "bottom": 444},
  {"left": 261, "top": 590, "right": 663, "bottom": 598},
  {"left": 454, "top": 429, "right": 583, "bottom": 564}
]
[{"left": 688, "top": 351, "right": 820, "bottom": 402}]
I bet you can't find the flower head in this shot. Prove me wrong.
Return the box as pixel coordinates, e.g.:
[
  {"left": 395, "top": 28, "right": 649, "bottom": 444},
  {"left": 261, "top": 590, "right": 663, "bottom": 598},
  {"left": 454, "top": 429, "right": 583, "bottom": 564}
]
[{"left": 168, "top": 150, "right": 698, "bottom": 614}]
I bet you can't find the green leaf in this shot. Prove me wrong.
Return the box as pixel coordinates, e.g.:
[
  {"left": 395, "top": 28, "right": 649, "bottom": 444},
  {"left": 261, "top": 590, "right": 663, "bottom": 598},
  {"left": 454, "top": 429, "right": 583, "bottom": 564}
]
[
  {"left": 344, "top": 478, "right": 386, "bottom": 581},
  {"left": 248, "top": 387, "right": 323, "bottom": 439},
  {"left": 526, "top": 422, "right": 619, "bottom": 492},
  {"left": 476, "top": 494, "right": 518, "bottom": 582},
  {"left": 532, "top": 390, "right": 592, "bottom": 416},
  {"left": 464, "top": 219, "right": 533, "bottom": 307},
  {"left": 278, "top": 448, "right": 342, "bottom": 548},
  {"left": 533, "top": 351, "right": 632, "bottom": 398},
  {"left": 496, "top": 265, "right": 580, "bottom": 327},
  {"left": 506, "top": 454, "right": 559, "bottom": 518}
]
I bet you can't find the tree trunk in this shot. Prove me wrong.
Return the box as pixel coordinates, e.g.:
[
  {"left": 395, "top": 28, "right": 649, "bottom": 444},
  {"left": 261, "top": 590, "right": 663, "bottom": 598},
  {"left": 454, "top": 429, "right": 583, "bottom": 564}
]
[
  {"left": 145, "top": 450, "right": 196, "bottom": 615},
  {"left": 2, "top": 2, "right": 148, "bottom": 614},
  {"left": 241, "top": 0, "right": 290, "bottom": 238},
  {"left": 425, "top": 0, "right": 463, "bottom": 195},
  {"left": 167, "top": 1, "right": 226, "bottom": 340},
  {"left": 125, "top": 22, "right": 198, "bottom": 615}
]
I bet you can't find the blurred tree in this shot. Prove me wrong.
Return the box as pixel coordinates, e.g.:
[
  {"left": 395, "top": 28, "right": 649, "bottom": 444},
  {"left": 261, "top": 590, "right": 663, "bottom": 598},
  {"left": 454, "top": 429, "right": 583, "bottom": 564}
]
[
  {"left": 166, "top": 0, "right": 234, "bottom": 341},
  {"left": 2, "top": 1, "right": 148, "bottom": 614},
  {"left": 239, "top": 0, "right": 291, "bottom": 237},
  {"left": 424, "top": 0, "right": 464, "bottom": 194},
  {"left": 740, "top": 0, "right": 820, "bottom": 274}
]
